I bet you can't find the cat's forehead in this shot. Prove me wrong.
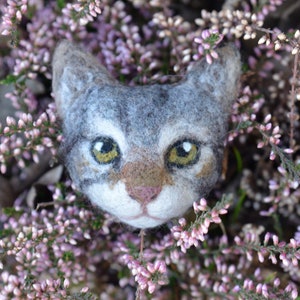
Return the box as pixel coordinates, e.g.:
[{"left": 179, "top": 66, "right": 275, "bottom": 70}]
[
  {"left": 73, "top": 83, "right": 223, "bottom": 148},
  {"left": 82, "top": 83, "right": 221, "bottom": 121},
  {"left": 84, "top": 84, "right": 171, "bottom": 116}
]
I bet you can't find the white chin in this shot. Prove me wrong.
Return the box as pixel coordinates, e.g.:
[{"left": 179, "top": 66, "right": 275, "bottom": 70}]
[
  {"left": 119, "top": 215, "right": 166, "bottom": 229},
  {"left": 86, "top": 182, "right": 195, "bottom": 229}
]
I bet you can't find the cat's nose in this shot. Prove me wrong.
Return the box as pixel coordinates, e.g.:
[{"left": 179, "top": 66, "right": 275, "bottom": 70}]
[
  {"left": 127, "top": 186, "right": 162, "bottom": 203},
  {"left": 121, "top": 160, "right": 166, "bottom": 204}
]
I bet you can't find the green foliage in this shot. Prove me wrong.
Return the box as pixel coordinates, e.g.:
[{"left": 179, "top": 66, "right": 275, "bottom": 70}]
[
  {"left": 0, "top": 74, "right": 24, "bottom": 85},
  {"left": 56, "top": 0, "right": 66, "bottom": 10}
]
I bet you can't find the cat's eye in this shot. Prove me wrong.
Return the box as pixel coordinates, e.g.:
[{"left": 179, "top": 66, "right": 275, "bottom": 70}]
[
  {"left": 166, "top": 139, "right": 200, "bottom": 168},
  {"left": 91, "top": 137, "right": 120, "bottom": 164}
]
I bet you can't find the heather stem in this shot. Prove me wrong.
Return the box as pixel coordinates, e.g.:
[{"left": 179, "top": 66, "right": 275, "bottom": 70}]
[
  {"left": 289, "top": 50, "right": 299, "bottom": 150},
  {"left": 139, "top": 229, "right": 146, "bottom": 260},
  {"left": 135, "top": 229, "right": 146, "bottom": 300}
]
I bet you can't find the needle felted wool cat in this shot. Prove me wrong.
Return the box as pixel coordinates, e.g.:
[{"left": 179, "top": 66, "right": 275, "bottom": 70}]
[{"left": 52, "top": 40, "right": 240, "bottom": 229}]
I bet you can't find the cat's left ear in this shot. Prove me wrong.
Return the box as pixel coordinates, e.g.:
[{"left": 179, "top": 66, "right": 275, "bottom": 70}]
[
  {"left": 184, "top": 45, "right": 241, "bottom": 114},
  {"left": 52, "top": 40, "right": 117, "bottom": 119}
]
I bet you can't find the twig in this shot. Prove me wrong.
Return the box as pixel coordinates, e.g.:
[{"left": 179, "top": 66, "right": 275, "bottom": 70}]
[
  {"left": 139, "top": 229, "right": 146, "bottom": 259},
  {"left": 35, "top": 199, "right": 69, "bottom": 211},
  {"left": 252, "top": 26, "right": 275, "bottom": 35},
  {"left": 135, "top": 229, "right": 146, "bottom": 300},
  {"left": 289, "top": 50, "right": 299, "bottom": 150},
  {"left": 9, "top": 150, "right": 53, "bottom": 197},
  {"left": 219, "top": 221, "right": 227, "bottom": 237}
]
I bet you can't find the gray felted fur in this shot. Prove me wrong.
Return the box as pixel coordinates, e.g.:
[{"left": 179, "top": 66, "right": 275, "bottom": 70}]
[{"left": 52, "top": 40, "right": 240, "bottom": 228}]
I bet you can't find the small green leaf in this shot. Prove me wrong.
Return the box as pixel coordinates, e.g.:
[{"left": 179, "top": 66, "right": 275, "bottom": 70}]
[
  {"left": 62, "top": 251, "right": 75, "bottom": 262},
  {"left": 233, "top": 146, "right": 243, "bottom": 173},
  {"left": 91, "top": 216, "right": 103, "bottom": 230},
  {"left": 56, "top": 0, "right": 66, "bottom": 10},
  {"left": 206, "top": 33, "right": 221, "bottom": 46},
  {"left": 2, "top": 207, "right": 24, "bottom": 217},
  {"left": 235, "top": 120, "right": 253, "bottom": 131},
  {"left": 232, "top": 189, "right": 246, "bottom": 222},
  {"left": 0, "top": 74, "right": 22, "bottom": 85},
  {"left": 0, "top": 228, "right": 15, "bottom": 239}
]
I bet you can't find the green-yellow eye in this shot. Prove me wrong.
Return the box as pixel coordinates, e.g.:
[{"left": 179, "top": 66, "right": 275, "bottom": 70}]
[
  {"left": 166, "top": 140, "right": 200, "bottom": 168},
  {"left": 91, "top": 137, "right": 120, "bottom": 164}
]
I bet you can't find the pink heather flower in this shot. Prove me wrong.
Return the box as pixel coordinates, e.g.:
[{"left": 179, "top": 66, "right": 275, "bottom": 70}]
[
  {"left": 264, "top": 232, "right": 271, "bottom": 246},
  {"left": 193, "top": 198, "right": 208, "bottom": 213},
  {"left": 256, "top": 283, "right": 262, "bottom": 294},
  {"left": 273, "top": 278, "right": 280, "bottom": 287},
  {"left": 193, "top": 29, "right": 224, "bottom": 64},
  {"left": 257, "top": 251, "right": 264, "bottom": 263},
  {"left": 272, "top": 235, "right": 279, "bottom": 246},
  {"left": 269, "top": 253, "right": 278, "bottom": 264},
  {"left": 261, "top": 283, "right": 269, "bottom": 298},
  {"left": 284, "top": 148, "right": 293, "bottom": 154},
  {"left": 269, "top": 151, "right": 276, "bottom": 160},
  {"left": 279, "top": 252, "right": 289, "bottom": 267},
  {"left": 6, "top": 116, "right": 16, "bottom": 126},
  {"left": 146, "top": 260, "right": 167, "bottom": 274},
  {"left": 148, "top": 281, "right": 156, "bottom": 294}
]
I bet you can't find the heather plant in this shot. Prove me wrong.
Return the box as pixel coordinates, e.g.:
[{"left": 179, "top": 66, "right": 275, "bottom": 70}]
[{"left": 0, "top": 0, "right": 300, "bottom": 299}]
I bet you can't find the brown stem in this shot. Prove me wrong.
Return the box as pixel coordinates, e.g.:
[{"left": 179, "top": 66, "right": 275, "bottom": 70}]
[
  {"left": 135, "top": 229, "right": 146, "bottom": 300},
  {"left": 139, "top": 229, "right": 146, "bottom": 259},
  {"left": 252, "top": 26, "right": 275, "bottom": 35},
  {"left": 289, "top": 51, "right": 299, "bottom": 150},
  {"left": 9, "top": 150, "right": 53, "bottom": 196}
]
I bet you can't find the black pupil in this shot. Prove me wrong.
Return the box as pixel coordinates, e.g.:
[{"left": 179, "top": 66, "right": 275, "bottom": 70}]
[
  {"left": 100, "top": 139, "right": 113, "bottom": 153},
  {"left": 176, "top": 144, "right": 190, "bottom": 157}
]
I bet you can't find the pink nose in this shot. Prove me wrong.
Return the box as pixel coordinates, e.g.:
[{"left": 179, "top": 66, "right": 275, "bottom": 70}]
[{"left": 127, "top": 186, "right": 162, "bottom": 203}]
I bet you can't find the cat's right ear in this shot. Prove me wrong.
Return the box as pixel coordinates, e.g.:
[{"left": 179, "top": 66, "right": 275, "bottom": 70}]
[
  {"left": 52, "top": 40, "right": 117, "bottom": 119},
  {"left": 182, "top": 45, "right": 241, "bottom": 115}
]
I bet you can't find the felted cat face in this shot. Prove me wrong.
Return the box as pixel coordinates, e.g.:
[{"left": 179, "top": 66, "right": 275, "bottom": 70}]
[{"left": 52, "top": 40, "right": 240, "bottom": 229}]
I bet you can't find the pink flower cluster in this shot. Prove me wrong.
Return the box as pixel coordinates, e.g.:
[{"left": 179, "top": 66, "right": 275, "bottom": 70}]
[
  {"left": 194, "top": 29, "right": 224, "bottom": 64},
  {"left": 59, "top": 0, "right": 102, "bottom": 32},
  {"left": 0, "top": 0, "right": 27, "bottom": 36},
  {"left": 258, "top": 29, "right": 300, "bottom": 55},
  {"left": 232, "top": 230, "right": 299, "bottom": 298},
  {"left": 257, "top": 113, "right": 284, "bottom": 161},
  {"left": 115, "top": 233, "right": 168, "bottom": 295},
  {"left": 12, "top": 40, "right": 51, "bottom": 79},
  {"left": 0, "top": 104, "right": 60, "bottom": 173},
  {"left": 171, "top": 197, "right": 230, "bottom": 253},
  {"left": 229, "top": 85, "right": 265, "bottom": 142},
  {"left": 72, "top": 0, "right": 102, "bottom": 25},
  {"left": 1, "top": 272, "right": 68, "bottom": 299},
  {"left": 121, "top": 254, "right": 168, "bottom": 294},
  {"left": 0, "top": 186, "right": 112, "bottom": 299}
]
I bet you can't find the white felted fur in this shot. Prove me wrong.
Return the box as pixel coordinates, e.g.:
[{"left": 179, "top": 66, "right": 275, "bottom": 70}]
[{"left": 52, "top": 40, "right": 241, "bottom": 228}]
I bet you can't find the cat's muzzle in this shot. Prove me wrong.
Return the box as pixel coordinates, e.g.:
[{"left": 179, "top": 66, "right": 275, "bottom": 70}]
[{"left": 120, "top": 161, "right": 171, "bottom": 204}]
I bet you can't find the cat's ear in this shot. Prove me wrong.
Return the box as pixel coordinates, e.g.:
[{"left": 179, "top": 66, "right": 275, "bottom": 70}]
[
  {"left": 52, "top": 40, "right": 117, "bottom": 119},
  {"left": 184, "top": 45, "right": 241, "bottom": 114}
]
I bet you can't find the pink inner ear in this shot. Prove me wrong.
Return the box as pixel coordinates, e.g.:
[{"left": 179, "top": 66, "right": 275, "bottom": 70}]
[{"left": 127, "top": 186, "right": 162, "bottom": 203}]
